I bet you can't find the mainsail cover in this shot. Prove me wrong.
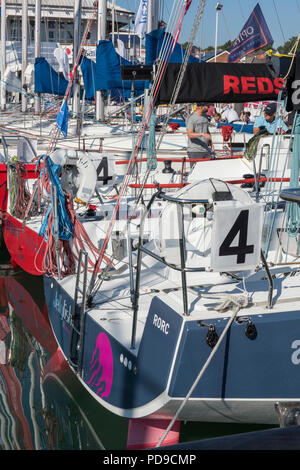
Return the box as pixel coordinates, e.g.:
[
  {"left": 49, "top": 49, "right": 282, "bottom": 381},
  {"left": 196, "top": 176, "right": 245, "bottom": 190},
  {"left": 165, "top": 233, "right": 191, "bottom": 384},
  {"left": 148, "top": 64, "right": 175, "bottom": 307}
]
[
  {"left": 80, "top": 56, "right": 97, "bottom": 100},
  {"left": 95, "top": 40, "right": 145, "bottom": 95},
  {"left": 155, "top": 62, "right": 285, "bottom": 105},
  {"left": 145, "top": 28, "right": 199, "bottom": 65},
  {"left": 34, "top": 57, "right": 70, "bottom": 96}
]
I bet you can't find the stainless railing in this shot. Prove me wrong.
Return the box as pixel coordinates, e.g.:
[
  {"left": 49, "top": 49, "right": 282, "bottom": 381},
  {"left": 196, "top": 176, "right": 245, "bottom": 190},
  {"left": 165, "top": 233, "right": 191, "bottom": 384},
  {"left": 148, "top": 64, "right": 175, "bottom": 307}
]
[{"left": 131, "top": 189, "right": 209, "bottom": 349}]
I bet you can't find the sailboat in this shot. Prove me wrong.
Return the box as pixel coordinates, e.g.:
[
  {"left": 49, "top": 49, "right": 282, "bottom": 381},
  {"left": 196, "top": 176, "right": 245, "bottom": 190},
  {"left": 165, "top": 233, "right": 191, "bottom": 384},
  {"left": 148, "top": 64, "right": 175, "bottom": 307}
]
[
  {"left": 40, "top": 48, "right": 300, "bottom": 453},
  {"left": 3, "top": 0, "right": 300, "bottom": 448}
]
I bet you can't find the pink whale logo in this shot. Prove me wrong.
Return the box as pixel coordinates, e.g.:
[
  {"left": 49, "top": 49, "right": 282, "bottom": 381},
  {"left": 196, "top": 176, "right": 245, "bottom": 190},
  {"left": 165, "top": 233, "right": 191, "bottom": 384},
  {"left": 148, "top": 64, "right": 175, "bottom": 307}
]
[{"left": 87, "top": 332, "right": 113, "bottom": 398}]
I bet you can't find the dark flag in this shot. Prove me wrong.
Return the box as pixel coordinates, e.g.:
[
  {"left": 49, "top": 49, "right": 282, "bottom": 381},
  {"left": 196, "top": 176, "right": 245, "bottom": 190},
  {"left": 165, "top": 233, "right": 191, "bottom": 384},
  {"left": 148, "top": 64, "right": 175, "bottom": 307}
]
[{"left": 228, "top": 3, "right": 273, "bottom": 63}]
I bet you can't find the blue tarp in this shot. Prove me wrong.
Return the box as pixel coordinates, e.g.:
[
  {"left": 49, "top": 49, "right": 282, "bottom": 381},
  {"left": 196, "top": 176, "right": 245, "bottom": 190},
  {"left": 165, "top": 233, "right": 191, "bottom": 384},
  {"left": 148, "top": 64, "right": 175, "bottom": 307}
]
[
  {"left": 145, "top": 28, "right": 199, "bottom": 66},
  {"left": 95, "top": 40, "right": 145, "bottom": 96},
  {"left": 34, "top": 57, "right": 70, "bottom": 96},
  {"left": 80, "top": 56, "right": 97, "bottom": 100}
]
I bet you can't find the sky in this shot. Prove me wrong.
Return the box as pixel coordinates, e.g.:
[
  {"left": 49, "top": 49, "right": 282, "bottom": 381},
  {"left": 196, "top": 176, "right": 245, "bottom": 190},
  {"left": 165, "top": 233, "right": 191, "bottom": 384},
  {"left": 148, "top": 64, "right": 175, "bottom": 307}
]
[{"left": 116, "top": 0, "right": 300, "bottom": 50}]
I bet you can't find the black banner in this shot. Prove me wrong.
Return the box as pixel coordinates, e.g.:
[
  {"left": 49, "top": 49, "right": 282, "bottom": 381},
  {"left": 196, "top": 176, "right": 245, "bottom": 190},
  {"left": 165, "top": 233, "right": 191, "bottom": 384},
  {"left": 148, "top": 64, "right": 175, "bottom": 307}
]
[
  {"left": 155, "top": 62, "right": 286, "bottom": 105},
  {"left": 286, "top": 54, "right": 300, "bottom": 111}
]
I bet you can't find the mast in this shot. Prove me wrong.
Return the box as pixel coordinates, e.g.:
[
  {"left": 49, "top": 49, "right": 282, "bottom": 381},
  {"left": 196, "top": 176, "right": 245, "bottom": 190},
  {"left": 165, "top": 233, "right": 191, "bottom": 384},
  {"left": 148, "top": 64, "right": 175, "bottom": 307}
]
[
  {"left": 73, "top": 0, "right": 82, "bottom": 132},
  {"left": 147, "top": 0, "right": 159, "bottom": 33},
  {"left": 22, "top": 0, "right": 28, "bottom": 113},
  {"left": 95, "top": 0, "right": 107, "bottom": 121},
  {"left": 144, "top": 0, "right": 159, "bottom": 119},
  {"left": 111, "top": 0, "right": 115, "bottom": 46},
  {"left": 0, "top": 0, "right": 6, "bottom": 110},
  {"left": 34, "top": 0, "right": 41, "bottom": 115}
]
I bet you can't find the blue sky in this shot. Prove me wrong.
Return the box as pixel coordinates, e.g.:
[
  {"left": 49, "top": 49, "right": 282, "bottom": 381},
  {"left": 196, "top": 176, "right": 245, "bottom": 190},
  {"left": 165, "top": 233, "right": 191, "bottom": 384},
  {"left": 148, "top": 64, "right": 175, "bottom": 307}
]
[{"left": 117, "top": 0, "right": 300, "bottom": 49}]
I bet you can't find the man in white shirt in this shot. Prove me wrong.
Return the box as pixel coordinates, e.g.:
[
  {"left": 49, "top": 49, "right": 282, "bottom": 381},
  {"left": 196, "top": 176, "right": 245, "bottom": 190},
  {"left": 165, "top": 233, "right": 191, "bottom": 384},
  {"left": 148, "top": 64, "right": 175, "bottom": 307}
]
[{"left": 221, "top": 104, "right": 239, "bottom": 123}]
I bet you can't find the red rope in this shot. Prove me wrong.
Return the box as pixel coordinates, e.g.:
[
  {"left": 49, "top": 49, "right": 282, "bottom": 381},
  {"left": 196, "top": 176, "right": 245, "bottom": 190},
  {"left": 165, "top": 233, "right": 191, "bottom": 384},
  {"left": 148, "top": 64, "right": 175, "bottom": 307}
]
[
  {"left": 12, "top": 164, "right": 31, "bottom": 219},
  {"left": 115, "top": 155, "right": 243, "bottom": 164}
]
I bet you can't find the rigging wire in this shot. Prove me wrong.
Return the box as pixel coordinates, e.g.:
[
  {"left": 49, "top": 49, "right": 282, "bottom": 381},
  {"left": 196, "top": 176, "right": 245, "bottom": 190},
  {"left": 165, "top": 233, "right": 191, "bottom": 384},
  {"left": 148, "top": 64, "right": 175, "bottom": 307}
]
[
  {"left": 221, "top": 9, "right": 231, "bottom": 42},
  {"left": 87, "top": 0, "right": 193, "bottom": 298},
  {"left": 156, "top": 0, "right": 207, "bottom": 149},
  {"left": 46, "top": 0, "right": 99, "bottom": 153},
  {"left": 272, "top": 0, "right": 286, "bottom": 44},
  {"left": 238, "top": 0, "right": 246, "bottom": 22}
]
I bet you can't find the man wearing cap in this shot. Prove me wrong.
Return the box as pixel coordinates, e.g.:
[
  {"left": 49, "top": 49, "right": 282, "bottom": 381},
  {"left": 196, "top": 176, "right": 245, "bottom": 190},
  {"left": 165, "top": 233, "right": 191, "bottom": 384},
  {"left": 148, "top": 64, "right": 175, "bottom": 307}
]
[
  {"left": 253, "top": 102, "right": 288, "bottom": 135},
  {"left": 186, "top": 102, "right": 214, "bottom": 160}
]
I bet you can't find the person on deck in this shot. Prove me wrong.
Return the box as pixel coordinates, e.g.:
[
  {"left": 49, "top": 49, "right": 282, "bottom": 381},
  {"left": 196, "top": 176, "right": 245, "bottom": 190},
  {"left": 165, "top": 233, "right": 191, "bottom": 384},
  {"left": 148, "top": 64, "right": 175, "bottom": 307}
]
[
  {"left": 206, "top": 104, "right": 216, "bottom": 118},
  {"left": 186, "top": 102, "right": 215, "bottom": 161},
  {"left": 220, "top": 104, "right": 239, "bottom": 123},
  {"left": 210, "top": 112, "right": 221, "bottom": 126},
  {"left": 253, "top": 102, "right": 288, "bottom": 135}
]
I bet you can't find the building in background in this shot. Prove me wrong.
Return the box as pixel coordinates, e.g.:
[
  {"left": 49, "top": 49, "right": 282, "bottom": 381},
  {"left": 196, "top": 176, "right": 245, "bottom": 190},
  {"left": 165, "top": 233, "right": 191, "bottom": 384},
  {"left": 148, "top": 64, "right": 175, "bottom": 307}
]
[
  {"left": 4, "top": 0, "right": 134, "bottom": 44},
  {"left": 0, "top": 1, "right": 148, "bottom": 72}
]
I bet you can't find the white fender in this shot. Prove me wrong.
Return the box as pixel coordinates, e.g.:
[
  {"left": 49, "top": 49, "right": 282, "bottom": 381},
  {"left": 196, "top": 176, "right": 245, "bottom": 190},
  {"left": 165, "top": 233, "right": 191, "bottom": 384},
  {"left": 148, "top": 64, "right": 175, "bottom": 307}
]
[{"left": 49, "top": 149, "right": 97, "bottom": 205}]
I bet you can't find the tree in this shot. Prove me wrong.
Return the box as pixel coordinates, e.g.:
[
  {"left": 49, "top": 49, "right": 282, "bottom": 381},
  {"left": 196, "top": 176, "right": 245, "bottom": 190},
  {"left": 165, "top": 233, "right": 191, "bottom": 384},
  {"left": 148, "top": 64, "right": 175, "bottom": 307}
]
[
  {"left": 219, "top": 40, "right": 233, "bottom": 51},
  {"left": 277, "top": 36, "right": 300, "bottom": 54}
]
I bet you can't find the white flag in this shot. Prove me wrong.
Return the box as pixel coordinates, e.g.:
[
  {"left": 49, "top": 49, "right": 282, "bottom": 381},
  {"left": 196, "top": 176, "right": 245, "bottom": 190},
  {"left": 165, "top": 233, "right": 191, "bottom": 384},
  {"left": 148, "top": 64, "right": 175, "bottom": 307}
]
[
  {"left": 116, "top": 38, "right": 127, "bottom": 59},
  {"left": 134, "top": 0, "right": 148, "bottom": 36},
  {"left": 54, "top": 47, "right": 70, "bottom": 80}
]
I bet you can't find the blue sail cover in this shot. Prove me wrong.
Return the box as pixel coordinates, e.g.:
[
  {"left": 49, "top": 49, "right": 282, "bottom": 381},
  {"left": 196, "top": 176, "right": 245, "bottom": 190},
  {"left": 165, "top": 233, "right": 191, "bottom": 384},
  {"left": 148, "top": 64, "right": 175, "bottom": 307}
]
[
  {"left": 145, "top": 28, "right": 199, "bottom": 66},
  {"left": 80, "top": 56, "right": 97, "bottom": 100},
  {"left": 34, "top": 57, "right": 70, "bottom": 96},
  {"left": 95, "top": 40, "right": 145, "bottom": 98}
]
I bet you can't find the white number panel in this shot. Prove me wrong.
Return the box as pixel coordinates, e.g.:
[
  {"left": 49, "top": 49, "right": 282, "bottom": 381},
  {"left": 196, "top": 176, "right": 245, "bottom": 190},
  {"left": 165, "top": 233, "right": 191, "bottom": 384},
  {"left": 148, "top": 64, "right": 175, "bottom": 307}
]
[{"left": 210, "top": 203, "right": 263, "bottom": 272}]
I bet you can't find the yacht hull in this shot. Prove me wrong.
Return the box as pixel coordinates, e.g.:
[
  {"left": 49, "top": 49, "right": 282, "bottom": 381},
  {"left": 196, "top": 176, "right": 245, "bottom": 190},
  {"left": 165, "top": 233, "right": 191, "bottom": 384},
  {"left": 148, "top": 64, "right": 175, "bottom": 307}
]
[
  {"left": 44, "top": 274, "right": 300, "bottom": 425},
  {"left": 3, "top": 213, "right": 45, "bottom": 276}
]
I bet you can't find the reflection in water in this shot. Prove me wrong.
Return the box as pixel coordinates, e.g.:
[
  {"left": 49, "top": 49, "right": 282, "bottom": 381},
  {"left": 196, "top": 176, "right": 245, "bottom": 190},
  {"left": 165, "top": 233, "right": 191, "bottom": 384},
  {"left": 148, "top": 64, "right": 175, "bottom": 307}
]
[
  {"left": 0, "top": 249, "right": 274, "bottom": 450},
  {"left": 0, "top": 255, "right": 129, "bottom": 450}
]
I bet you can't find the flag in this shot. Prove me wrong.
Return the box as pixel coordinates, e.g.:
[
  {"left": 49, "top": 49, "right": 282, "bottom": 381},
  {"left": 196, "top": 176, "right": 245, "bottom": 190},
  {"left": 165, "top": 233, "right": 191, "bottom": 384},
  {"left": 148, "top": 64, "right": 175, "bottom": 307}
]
[
  {"left": 228, "top": 3, "right": 273, "bottom": 63},
  {"left": 135, "top": 0, "right": 148, "bottom": 36},
  {"left": 185, "top": 0, "right": 192, "bottom": 15},
  {"left": 56, "top": 100, "right": 68, "bottom": 138}
]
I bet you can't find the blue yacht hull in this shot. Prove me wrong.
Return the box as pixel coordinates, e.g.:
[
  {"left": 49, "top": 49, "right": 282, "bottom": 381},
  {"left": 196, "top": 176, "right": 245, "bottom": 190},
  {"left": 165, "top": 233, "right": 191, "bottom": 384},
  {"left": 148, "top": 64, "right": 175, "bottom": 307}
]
[{"left": 44, "top": 275, "right": 300, "bottom": 424}]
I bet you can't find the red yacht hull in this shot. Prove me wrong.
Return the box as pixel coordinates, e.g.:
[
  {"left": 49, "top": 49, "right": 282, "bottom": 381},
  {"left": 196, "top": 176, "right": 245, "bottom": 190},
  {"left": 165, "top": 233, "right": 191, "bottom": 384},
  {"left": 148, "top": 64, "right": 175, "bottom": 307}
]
[
  {"left": 3, "top": 213, "right": 46, "bottom": 276},
  {"left": 0, "top": 164, "right": 8, "bottom": 213},
  {"left": 2, "top": 163, "right": 45, "bottom": 275}
]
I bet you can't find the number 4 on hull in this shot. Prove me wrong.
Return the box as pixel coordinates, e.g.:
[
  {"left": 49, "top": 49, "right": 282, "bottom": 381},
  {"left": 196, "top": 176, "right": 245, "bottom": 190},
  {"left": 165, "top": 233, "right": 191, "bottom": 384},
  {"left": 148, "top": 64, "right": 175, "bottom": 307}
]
[{"left": 210, "top": 203, "right": 263, "bottom": 272}]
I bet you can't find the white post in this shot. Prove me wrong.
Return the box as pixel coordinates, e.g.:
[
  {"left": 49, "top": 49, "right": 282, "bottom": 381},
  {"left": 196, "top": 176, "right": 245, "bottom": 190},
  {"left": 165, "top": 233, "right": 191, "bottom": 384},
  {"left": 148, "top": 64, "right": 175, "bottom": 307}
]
[
  {"left": 214, "top": 3, "right": 222, "bottom": 63},
  {"left": 95, "top": 0, "right": 107, "bottom": 121},
  {"left": 147, "top": 0, "right": 159, "bottom": 34},
  {"left": 22, "top": 0, "right": 28, "bottom": 112},
  {"left": 111, "top": 0, "right": 115, "bottom": 46},
  {"left": 34, "top": 0, "right": 41, "bottom": 114},
  {"left": 0, "top": 0, "right": 6, "bottom": 110},
  {"left": 73, "top": 0, "right": 82, "bottom": 124}
]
